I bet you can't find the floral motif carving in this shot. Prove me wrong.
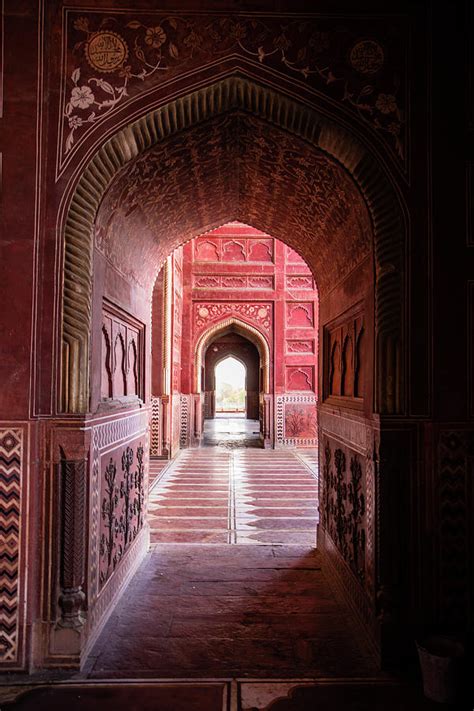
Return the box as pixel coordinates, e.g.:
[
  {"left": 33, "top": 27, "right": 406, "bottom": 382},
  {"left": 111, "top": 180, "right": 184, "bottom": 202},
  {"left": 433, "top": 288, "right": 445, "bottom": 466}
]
[
  {"left": 322, "top": 438, "right": 366, "bottom": 585},
  {"left": 286, "top": 275, "right": 314, "bottom": 290},
  {"left": 61, "top": 12, "right": 406, "bottom": 171},
  {"left": 276, "top": 394, "right": 317, "bottom": 447},
  {"left": 99, "top": 442, "right": 146, "bottom": 588},
  {"left": 194, "top": 301, "right": 272, "bottom": 335},
  {"left": 193, "top": 274, "right": 274, "bottom": 290},
  {"left": 286, "top": 339, "right": 314, "bottom": 354}
]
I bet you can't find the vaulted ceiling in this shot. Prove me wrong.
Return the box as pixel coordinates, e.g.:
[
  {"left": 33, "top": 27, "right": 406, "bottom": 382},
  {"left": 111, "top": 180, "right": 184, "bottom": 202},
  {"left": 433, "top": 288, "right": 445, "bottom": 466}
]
[{"left": 95, "top": 112, "right": 373, "bottom": 293}]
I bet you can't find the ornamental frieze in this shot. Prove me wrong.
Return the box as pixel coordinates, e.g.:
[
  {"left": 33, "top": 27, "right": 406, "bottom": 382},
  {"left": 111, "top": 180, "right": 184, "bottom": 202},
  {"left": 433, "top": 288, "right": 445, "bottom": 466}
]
[
  {"left": 193, "top": 301, "right": 272, "bottom": 338},
  {"left": 59, "top": 10, "right": 407, "bottom": 175}
]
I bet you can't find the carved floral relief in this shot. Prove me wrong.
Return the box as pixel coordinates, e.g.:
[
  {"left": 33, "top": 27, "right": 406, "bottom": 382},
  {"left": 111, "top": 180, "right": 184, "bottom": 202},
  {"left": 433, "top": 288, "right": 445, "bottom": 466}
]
[
  {"left": 322, "top": 438, "right": 366, "bottom": 585},
  {"left": 194, "top": 301, "right": 272, "bottom": 336},
  {"left": 99, "top": 441, "right": 145, "bottom": 588},
  {"left": 60, "top": 11, "right": 407, "bottom": 174},
  {"left": 193, "top": 274, "right": 274, "bottom": 290}
]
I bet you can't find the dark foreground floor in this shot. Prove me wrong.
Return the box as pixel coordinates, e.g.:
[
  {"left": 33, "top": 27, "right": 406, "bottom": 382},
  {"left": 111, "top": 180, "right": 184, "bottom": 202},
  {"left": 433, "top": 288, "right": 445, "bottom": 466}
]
[
  {"left": 2, "top": 679, "right": 464, "bottom": 710},
  {"left": 87, "top": 544, "right": 377, "bottom": 679},
  {"left": 2, "top": 545, "right": 469, "bottom": 708}
]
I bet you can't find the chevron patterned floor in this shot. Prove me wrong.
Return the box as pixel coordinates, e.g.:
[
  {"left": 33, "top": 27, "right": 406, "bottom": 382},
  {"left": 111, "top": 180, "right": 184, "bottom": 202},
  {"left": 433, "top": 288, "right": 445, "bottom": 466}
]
[{"left": 148, "top": 446, "right": 318, "bottom": 545}]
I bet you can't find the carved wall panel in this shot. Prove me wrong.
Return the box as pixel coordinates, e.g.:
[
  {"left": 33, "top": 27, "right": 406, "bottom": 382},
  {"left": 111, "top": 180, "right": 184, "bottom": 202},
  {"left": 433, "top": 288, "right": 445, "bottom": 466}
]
[
  {"left": 286, "top": 366, "right": 314, "bottom": 392},
  {"left": 286, "top": 302, "right": 314, "bottom": 328},
  {"left": 89, "top": 410, "right": 149, "bottom": 633},
  {"left": 194, "top": 302, "right": 272, "bottom": 339},
  {"left": 285, "top": 404, "right": 318, "bottom": 439},
  {"left": 101, "top": 302, "right": 144, "bottom": 401},
  {"left": 60, "top": 11, "right": 407, "bottom": 177},
  {"left": 321, "top": 435, "right": 367, "bottom": 586},
  {"left": 193, "top": 274, "right": 274, "bottom": 290},
  {"left": 193, "top": 236, "right": 274, "bottom": 263},
  {"left": 179, "top": 395, "right": 190, "bottom": 449},
  {"left": 286, "top": 275, "right": 315, "bottom": 290},
  {"left": 99, "top": 437, "right": 146, "bottom": 589},
  {"left": 324, "top": 307, "right": 365, "bottom": 401},
  {"left": 276, "top": 394, "right": 318, "bottom": 447},
  {"left": 0, "top": 429, "right": 23, "bottom": 666},
  {"left": 286, "top": 339, "right": 315, "bottom": 354},
  {"left": 171, "top": 395, "right": 181, "bottom": 455}
]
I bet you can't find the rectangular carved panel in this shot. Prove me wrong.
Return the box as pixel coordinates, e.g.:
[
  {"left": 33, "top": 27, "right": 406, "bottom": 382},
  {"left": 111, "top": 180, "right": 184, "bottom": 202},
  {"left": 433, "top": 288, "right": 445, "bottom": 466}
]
[
  {"left": 286, "top": 302, "right": 314, "bottom": 328},
  {"left": 194, "top": 302, "right": 272, "bottom": 337},
  {"left": 286, "top": 339, "right": 315, "bottom": 354},
  {"left": 286, "top": 275, "right": 314, "bottom": 290},
  {"left": 194, "top": 236, "right": 274, "bottom": 263},
  {"left": 89, "top": 410, "right": 149, "bottom": 637},
  {"left": 437, "top": 430, "right": 472, "bottom": 625},
  {"left": 323, "top": 305, "right": 365, "bottom": 401},
  {"left": 99, "top": 436, "right": 147, "bottom": 589},
  {"left": 101, "top": 301, "right": 145, "bottom": 401},
  {"left": 286, "top": 365, "right": 314, "bottom": 392},
  {"left": 150, "top": 396, "right": 161, "bottom": 457},
  {"left": 320, "top": 434, "right": 366, "bottom": 586},
  {"left": 193, "top": 274, "right": 274, "bottom": 290}
]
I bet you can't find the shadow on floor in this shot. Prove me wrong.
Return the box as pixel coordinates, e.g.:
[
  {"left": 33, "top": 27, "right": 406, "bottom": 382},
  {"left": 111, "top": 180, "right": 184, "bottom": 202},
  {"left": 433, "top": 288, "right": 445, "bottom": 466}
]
[
  {"left": 3, "top": 679, "right": 468, "bottom": 710},
  {"left": 85, "top": 545, "right": 378, "bottom": 679}
]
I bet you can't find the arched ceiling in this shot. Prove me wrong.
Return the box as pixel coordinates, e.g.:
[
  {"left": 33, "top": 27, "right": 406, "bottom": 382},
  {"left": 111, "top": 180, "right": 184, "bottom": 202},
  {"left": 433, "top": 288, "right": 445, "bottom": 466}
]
[{"left": 95, "top": 112, "right": 372, "bottom": 294}]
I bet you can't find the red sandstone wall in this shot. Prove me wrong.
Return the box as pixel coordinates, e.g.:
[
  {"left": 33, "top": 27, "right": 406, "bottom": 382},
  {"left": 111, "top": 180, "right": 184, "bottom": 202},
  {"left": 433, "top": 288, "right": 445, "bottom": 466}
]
[
  {"left": 2, "top": 0, "right": 471, "bottom": 675},
  {"left": 179, "top": 223, "right": 319, "bottom": 447}
]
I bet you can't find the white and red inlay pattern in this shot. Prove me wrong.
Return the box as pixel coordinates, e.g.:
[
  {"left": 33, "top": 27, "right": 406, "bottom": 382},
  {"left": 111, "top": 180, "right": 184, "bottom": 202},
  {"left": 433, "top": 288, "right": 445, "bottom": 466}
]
[
  {"left": 148, "top": 448, "right": 318, "bottom": 545},
  {"left": 0, "top": 429, "right": 22, "bottom": 664}
]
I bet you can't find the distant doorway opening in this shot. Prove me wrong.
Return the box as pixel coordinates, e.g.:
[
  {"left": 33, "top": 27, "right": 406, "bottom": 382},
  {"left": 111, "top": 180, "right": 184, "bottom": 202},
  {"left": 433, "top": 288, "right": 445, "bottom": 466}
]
[{"left": 215, "top": 356, "right": 246, "bottom": 414}]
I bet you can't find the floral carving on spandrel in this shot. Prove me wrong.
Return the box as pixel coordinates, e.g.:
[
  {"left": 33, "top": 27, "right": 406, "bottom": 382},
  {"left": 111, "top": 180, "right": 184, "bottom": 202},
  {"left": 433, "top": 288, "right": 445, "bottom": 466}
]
[{"left": 61, "top": 12, "right": 407, "bottom": 172}]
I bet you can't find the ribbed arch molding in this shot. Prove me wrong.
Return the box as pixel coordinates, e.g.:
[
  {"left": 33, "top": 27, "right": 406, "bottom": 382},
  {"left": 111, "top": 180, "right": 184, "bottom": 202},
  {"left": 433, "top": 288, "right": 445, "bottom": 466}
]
[{"left": 62, "top": 75, "right": 405, "bottom": 415}]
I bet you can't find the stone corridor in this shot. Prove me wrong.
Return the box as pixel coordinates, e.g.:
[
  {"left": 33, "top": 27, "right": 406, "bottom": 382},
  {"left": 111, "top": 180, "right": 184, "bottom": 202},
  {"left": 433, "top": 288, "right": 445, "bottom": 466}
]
[{"left": 147, "top": 442, "right": 319, "bottom": 545}]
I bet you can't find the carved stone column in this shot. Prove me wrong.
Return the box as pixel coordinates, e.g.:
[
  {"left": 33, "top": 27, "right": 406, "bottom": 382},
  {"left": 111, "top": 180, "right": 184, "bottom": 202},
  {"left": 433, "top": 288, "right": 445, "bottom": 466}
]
[
  {"left": 50, "top": 448, "right": 87, "bottom": 656},
  {"left": 58, "top": 449, "right": 87, "bottom": 627}
]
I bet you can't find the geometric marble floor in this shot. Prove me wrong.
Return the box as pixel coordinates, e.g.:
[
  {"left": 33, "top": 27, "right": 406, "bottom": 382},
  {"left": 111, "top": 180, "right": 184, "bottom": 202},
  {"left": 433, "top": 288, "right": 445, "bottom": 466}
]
[{"left": 148, "top": 446, "right": 318, "bottom": 545}]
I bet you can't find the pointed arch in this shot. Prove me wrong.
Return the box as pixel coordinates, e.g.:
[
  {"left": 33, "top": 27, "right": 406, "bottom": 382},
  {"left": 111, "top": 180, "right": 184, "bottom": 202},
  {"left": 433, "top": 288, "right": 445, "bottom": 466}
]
[
  {"left": 61, "top": 75, "right": 405, "bottom": 416},
  {"left": 195, "top": 317, "right": 270, "bottom": 394}
]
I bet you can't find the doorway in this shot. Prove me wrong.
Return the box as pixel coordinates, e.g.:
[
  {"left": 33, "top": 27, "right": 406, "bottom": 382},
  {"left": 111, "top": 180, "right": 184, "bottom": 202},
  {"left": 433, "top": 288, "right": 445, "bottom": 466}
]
[{"left": 215, "top": 356, "right": 246, "bottom": 415}]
